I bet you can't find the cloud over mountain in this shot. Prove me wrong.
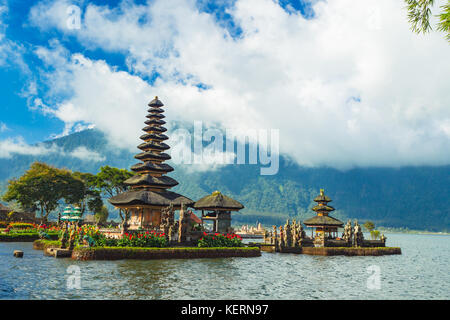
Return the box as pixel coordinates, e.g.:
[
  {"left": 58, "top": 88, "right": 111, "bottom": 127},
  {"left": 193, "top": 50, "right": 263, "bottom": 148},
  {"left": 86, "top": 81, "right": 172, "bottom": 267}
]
[{"left": 20, "top": 0, "right": 450, "bottom": 169}]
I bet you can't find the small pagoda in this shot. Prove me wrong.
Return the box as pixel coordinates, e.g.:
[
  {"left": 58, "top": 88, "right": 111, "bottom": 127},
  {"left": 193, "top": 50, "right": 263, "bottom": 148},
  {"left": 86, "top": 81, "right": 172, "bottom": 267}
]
[
  {"left": 194, "top": 191, "right": 244, "bottom": 233},
  {"left": 109, "top": 97, "right": 194, "bottom": 230},
  {"left": 303, "top": 189, "right": 344, "bottom": 246}
]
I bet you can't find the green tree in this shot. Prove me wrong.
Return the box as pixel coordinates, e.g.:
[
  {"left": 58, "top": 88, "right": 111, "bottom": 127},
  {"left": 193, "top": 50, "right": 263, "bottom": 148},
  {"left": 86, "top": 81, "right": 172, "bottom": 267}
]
[
  {"left": 405, "top": 0, "right": 450, "bottom": 41},
  {"left": 364, "top": 221, "right": 375, "bottom": 232},
  {"left": 94, "top": 166, "right": 134, "bottom": 231},
  {"left": 370, "top": 230, "right": 381, "bottom": 240},
  {"left": 94, "top": 205, "right": 109, "bottom": 225},
  {"left": 71, "top": 172, "right": 103, "bottom": 216},
  {"left": 2, "top": 162, "right": 80, "bottom": 222}
]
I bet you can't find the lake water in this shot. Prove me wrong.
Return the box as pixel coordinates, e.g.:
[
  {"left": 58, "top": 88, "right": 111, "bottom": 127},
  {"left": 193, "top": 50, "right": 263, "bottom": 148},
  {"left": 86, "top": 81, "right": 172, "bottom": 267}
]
[{"left": 0, "top": 233, "right": 449, "bottom": 299}]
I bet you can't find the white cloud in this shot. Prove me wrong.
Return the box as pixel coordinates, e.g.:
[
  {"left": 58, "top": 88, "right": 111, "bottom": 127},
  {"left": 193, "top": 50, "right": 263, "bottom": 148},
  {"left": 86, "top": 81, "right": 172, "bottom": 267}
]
[
  {"left": 0, "top": 137, "right": 61, "bottom": 158},
  {"left": 27, "top": 0, "right": 450, "bottom": 169},
  {"left": 70, "top": 146, "right": 105, "bottom": 162},
  {"left": 0, "top": 122, "right": 7, "bottom": 132},
  {"left": 0, "top": 136, "right": 105, "bottom": 162}
]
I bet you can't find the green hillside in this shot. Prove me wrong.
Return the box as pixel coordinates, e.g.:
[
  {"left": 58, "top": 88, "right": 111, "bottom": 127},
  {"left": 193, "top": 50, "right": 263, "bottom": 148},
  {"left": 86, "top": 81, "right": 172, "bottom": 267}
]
[{"left": 1, "top": 129, "right": 449, "bottom": 231}]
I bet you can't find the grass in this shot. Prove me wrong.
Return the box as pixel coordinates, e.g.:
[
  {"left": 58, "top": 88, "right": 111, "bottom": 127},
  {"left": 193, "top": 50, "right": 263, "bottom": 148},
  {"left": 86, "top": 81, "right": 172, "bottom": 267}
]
[{"left": 0, "top": 232, "right": 59, "bottom": 242}]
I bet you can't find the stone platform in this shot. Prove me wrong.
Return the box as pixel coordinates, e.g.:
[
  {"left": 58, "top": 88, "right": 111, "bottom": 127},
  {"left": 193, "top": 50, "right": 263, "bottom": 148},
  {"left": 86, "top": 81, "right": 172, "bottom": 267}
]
[
  {"left": 260, "top": 244, "right": 401, "bottom": 256},
  {"left": 72, "top": 247, "right": 261, "bottom": 260}
]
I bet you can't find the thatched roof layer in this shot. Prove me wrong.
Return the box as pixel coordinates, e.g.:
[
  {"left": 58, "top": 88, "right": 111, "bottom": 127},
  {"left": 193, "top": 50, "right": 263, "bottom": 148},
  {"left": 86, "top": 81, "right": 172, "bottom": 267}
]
[
  {"left": 124, "top": 174, "right": 179, "bottom": 188},
  {"left": 130, "top": 162, "right": 174, "bottom": 173},
  {"left": 145, "top": 119, "right": 166, "bottom": 125},
  {"left": 135, "top": 151, "right": 171, "bottom": 161},
  {"left": 146, "top": 113, "right": 165, "bottom": 119},
  {"left": 194, "top": 191, "right": 244, "bottom": 211},
  {"left": 142, "top": 125, "right": 167, "bottom": 133},
  {"left": 109, "top": 189, "right": 194, "bottom": 207},
  {"left": 303, "top": 215, "right": 344, "bottom": 227},
  {"left": 137, "top": 141, "right": 170, "bottom": 151},
  {"left": 140, "top": 133, "right": 168, "bottom": 141},
  {"left": 148, "top": 97, "right": 164, "bottom": 107},
  {"left": 312, "top": 205, "right": 335, "bottom": 212}
]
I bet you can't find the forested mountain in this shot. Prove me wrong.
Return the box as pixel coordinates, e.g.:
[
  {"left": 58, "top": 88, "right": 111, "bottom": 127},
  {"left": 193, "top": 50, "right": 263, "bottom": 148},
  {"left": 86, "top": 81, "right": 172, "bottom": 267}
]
[{"left": 1, "top": 129, "right": 449, "bottom": 231}]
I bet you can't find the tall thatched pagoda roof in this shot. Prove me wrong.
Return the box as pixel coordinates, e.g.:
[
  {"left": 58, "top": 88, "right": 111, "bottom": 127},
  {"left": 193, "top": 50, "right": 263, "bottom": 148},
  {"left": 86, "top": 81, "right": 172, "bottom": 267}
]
[
  {"left": 109, "top": 96, "right": 193, "bottom": 208},
  {"left": 194, "top": 191, "right": 244, "bottom": 211}
]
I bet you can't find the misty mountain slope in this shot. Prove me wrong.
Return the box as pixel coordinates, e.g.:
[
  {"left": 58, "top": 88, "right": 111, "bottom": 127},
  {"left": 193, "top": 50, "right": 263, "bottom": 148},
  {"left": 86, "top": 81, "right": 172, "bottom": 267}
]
[{"left": 0, "top": 129, "right": 449, "bottom": 231}]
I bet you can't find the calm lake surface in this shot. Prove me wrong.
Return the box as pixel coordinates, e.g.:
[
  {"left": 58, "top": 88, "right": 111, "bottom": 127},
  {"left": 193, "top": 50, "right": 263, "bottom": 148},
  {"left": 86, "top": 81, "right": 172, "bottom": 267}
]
[{"left": 1, "top": 233, "right": 449, "bottom": 299}]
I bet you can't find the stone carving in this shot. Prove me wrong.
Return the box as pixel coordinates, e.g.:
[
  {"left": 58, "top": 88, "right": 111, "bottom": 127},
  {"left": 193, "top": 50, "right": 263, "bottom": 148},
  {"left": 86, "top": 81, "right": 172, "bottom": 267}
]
[
  {"left": 353, "top": 220, "right": 364, "bottom": 247},
  {"left": 296, "top": 222, "right": 306, "bottom": 247},
  {"left": 178, "top": 204, "right": 190, "bottom": 243},
  {"left": 68, "top": 225, "right": 76, "bottom": 250},
  {"left": 272, "top": 226, "right": 278, "bottom": 249},
  {"left": 291, "top": 219, "right": 298, "bottom": 247},
  {"left": 161, "top": 203, "right": 175, "bottom": 237},
  {"left": 59, "top": 223, "right": 69, "bottom": 249},
  {"left": 279, "top": 226, "right": 285, "bottom": 250},
  {"left": 284, "top": 219, "right": 291, "bottom": 247},
  {"left": 342, "top": 219, "right": 353, "bottom": 243}
]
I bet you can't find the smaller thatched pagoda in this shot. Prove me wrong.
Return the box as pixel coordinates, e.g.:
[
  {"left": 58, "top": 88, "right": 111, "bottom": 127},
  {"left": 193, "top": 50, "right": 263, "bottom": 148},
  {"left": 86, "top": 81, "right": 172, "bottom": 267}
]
[
  {"left": 303, "top": 189, "right": 343, "bottom": 246},
  {"left": 194, "top": 191, "right": 244, "bottom": 233}
]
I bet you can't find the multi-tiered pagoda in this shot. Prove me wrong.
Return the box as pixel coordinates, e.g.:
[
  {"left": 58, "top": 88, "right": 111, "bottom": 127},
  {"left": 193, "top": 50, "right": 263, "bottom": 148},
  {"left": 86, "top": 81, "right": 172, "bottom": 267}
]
[
  {"left": 109, "top": 97, "right": 194, "bottom": 230},
  {"left": 303, "top": 189, "right": 344, "bottom": 245}
]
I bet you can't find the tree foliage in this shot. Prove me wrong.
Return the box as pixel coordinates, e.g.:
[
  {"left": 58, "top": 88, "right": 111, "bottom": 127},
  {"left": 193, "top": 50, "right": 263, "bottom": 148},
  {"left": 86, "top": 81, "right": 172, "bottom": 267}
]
[
  {"left": 405, "top": 0, "right": 450, "bottom": 41},
  {"left": 2, "top": 162, "right": 83, "bottom": 222},
  {"left": 95, "top": 205, "right": 109, "bottom": 225},
  {"left": 93, "top": 166, "right": 134, "bottom": 228},
  {"left": 364, "top": 221, "right": 376, "bottom": 232}
]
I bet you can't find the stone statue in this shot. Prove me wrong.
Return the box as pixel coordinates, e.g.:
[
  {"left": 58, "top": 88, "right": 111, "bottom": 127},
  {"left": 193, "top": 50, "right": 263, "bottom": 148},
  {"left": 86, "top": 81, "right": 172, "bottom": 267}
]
[
  {"left": 178, "top": 204, "right": 190, "bottom": 243},
  {"left": 272, "top": 226, "right": 278, "bottom": 249},
  {"left": 68, "top": 225, "right": 76, "bottom": 250},
  {"left": 342, "top": 219, "right": 353, "bottom": 243},
  {"left": 279, "top": 226, "right": 285, "bottom": 250},
  {"left": 263, "top": 229, "right": 269, "bottom": 244},
  {"left": 284, "top": 219, "right": 291, "bottom": 247},
  {"left": 59, "top": 223, "right": 69, "bottom": 249},
  {"left": 296, "top": 222, "right": 305, "bottom": 247},
  {"left": 291, "top": 219, "right": 298, "bottom": 247},
  {"left": 353, "top": 220, "right": 364, "bottom": 247}
]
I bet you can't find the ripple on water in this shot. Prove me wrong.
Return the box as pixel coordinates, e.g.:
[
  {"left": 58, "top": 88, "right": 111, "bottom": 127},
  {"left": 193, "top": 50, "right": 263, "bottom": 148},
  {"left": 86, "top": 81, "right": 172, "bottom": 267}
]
[{"left": 0, "top": 234, "right": 449, "bottom": 299}]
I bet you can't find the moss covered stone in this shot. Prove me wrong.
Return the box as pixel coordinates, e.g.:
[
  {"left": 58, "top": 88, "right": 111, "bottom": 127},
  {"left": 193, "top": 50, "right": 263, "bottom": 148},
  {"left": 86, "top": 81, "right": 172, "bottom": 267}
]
[{"left": 72, "top": 246, "right": 261, "bottom": 260}]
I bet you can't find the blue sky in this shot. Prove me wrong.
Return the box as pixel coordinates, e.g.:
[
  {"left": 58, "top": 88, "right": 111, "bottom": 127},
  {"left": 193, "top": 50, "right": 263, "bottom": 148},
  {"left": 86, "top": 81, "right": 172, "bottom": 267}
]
[
  {"left": 0, "top": 0, "right": 449, "bottom": 168},
  {"left": 0, "top": 0, "right": 313, "bottom": 143}
]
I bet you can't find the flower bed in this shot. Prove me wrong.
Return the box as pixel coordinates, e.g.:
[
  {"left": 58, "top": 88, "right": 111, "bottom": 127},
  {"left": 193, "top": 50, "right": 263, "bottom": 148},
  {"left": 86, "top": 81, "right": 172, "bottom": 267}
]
[
  {"left": 72, "top": 246, "right": 261, "bottom": 261},
  {"left": 198, "top": 232, "right": 243, "bottom": 247}
]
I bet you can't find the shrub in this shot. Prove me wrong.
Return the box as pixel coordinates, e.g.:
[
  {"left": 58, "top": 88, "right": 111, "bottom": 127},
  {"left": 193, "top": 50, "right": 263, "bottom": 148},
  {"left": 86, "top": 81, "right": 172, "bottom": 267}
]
[{"left": 198, "top": 232, "right": 243, "bottom": 247}]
